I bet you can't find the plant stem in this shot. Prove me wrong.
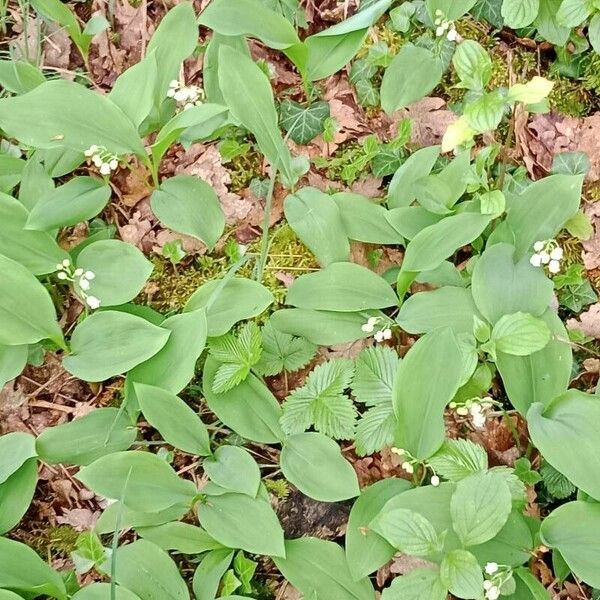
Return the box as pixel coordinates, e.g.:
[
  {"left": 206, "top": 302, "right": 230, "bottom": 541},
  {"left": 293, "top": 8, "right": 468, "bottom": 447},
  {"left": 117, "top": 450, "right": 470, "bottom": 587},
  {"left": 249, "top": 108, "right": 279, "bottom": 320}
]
[{"left": 396, "top": 269, "right": 417, "bottom": 305}]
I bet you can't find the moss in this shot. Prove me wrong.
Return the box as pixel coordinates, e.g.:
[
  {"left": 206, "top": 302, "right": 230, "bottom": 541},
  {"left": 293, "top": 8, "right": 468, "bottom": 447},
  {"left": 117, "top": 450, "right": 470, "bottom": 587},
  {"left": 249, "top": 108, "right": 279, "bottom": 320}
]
[
  {"left": 19, "top": 525, "right": 80, "bottom": 557},
  {"left": 582, "top": 52, "right": 600, "bottom": 95},
  {"left": 228, "top": 150, "right": 264, "bottom": 193},
  {"left": 548, "top": 76, "right": 589, "bottom": 117},
  {"left": 558, "top": 233, "right": 585, "bottom": 269}
]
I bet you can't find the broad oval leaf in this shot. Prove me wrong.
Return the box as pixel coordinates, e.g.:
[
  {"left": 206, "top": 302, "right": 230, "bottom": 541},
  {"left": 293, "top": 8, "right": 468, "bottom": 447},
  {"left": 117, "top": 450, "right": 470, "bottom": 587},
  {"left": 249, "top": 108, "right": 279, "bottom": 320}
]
[
  {"left": 0, "top": 254, "right": 64, "bottom": 347},
  {"left": 137, "top": 522, "right": 224, "bottom": 554},
  {"left": 192, "top": 548, "right": 234, "bottom": 600},
  {"left": 452, "top": 40, "right": 491, "bottom": 90},
  {"left": 556, "top": 0, "right": 591, "bottom": 27},
  {"left": 150, "top": 175, "right": 225, "bottom": 250},
  {"left": 528, "top": 389, "right": 600, "bottom": 500},
  {"left": 286, "top": 262, "right": 397, "bottom": 311},
  {"left": 440, "top": 549, "right": 484, "bottom": 599},
  {"left": 74, "top": 239, "right": 153, "bottom": 307},
  {"left": 203, "top": 445, "right": 261, "bottom": 496},
  {"left": 381, "top": 45, "right": 443, "bottom": 114},
  {"left": 540, "top": 500, "right": 600, "bottom": 588},
  {"left": 26, "top": 177, "right": 111, "bottom": 231},
  {"left": 0, "top": 458, "right": 37, "bottom": 535},
  {"left": 63, "top": 311, "right": 170, "bottom": 382},
  {"left": 280, "top": 432, "right": 359, "bottom": 502},
  {"left": 203, "top": 357, "right": 284, "bottom": 443},
  {"left": 0, "top": 432, "right": 36, "bottom": 484},
  {"left": 450, "top": 471, "right": 512, "bottom": 547},
  {"left": 135, "top": 383, "right": 211, "bottom": 456},
  {"left": 381, "top": 568, "right": 447, "bottom": 600},
  {"left": 274, "top": 537, "right": 375, "bottom": 600},
  {"left": 76, "top": 451, "right": 197, "bottom": 512},
  {"left": 0, "top": 344, "right": 28, "bottom": 389},
  {"left": 36, "top": 407, "right": 136, "bottom": 466},
  {"left": 501, "top": 0, "right": 539, "bottom": 27},
  {"left": 345, "top": 478, "right": 412, "bottom": 580},
  {"left": 284, "top": 187, "right": 350, "bottom": 266},
  {"left": 198, "top": 492, "right": 285, "bottom": 557},
  {"left": 393, "top": 328, "right": 464, "bottom": 459},
  {"left": 491, "top": 312, "right": 551, "bottom": 356},
  {"left": 71, "top": 583, "right": 142, "bottom": 600},
  {"left": 185, "top": 277, "right": 273, "bottom": 337}
]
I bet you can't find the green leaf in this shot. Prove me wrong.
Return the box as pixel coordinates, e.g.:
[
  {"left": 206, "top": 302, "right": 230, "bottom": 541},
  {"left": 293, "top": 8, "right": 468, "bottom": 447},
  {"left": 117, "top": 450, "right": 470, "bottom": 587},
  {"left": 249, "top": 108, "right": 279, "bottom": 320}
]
[
  {"left": 501, "top": 0, "right": 540, "bottom": 27},
  {"left": 136, "top": 383, "right": 211, "bottom": 456},
  {"left": 471, "top": 243, "right": 553, "bottom": 325},
  {"left": 490, "top": 312, "right": 551, "bottom": 356},
  {"left": 0, "top": 80, "right": 145, "bottom": 157},
  {"left": 0, "top": 459, "right": 37, "bottom": 535},
  {"left": 77, "top": 451, "right": 196, "bottom": 512},
  {"left": 281, "top": 359, "right": 356, "bottom": 439},
  {"left": 345, "top": 478, "right": 412, "bottom": 580},
  {"left": 284, "top": 187, "right": 350, "bottom": 266},
  {"left": 198, "top": 0, "right": 301, "bottom": 49},
  {"left": 203, "top": 445, "right": 261, "bottom": 496},
  {"left": 198, "top": 492, "right": 285, "bottom": 557},
  {"left": 440, "top": 549, "right": 484, "bottom": 599},
  {"left": 505, "top": 173, "right": 583, "bottom": 259},
  {"left": 397, "top": 286, "right": 482, "bottom": 335},
  {"left": 552, "top": 151, "right": 591, "bottom": 176},
  {"left": 0, "top": 537, "right": 67, "bottom": 599},
  {"left": 29, "top": 0, "right": 82, "bottom": 48},
  {"left": 0, "top": 192, "right": 68, "bottom": 275},
  {"left": 540, "top": 462, "right": 576, "bottom": 499},
  {"left": 428, "top": 439, "right": 488, "bottom": 482},
  {"left": 0, "top": 344, "right": 28, "bottom": 389},
  {"left": 255, "top": 320, "right": 317, "bottom": 376},
  {"left": 71, "top": 583, "right": 142, "bottom": 600},
  {"left": 150, "top": 175, "right": 225, "bottom": 250},
  {"left": 528, "top": 389, "right": 600, "bottom": 500},
  {"left": 128, "top": 309, "right": 208, "bottom": 394},
  {"left": 274, "top": 537, "right": 375, "bottom": 599},
  {"left": 355, "top": 404, "right": 397, "bottom": 456},
  {"left": 381, "top": 44, "right": 443, "bottom": 114},
  {"left": 218, "top": 46, "right": 295, "bottom": 184},
  {"left": 471, "top": 0, "right": 504, "bottom": 27},
  {"left": 208, "top": 323, "right": 263, "bottom": 393},
  {"left": 0, "top": 254, "right": 64, "bottom": 347},
  {"left": 496, "top": 309, "right": 571, "bottom": 415},
  {"left": 304, "top": 0, "right": 393, "bottom": 81},
  {"left": 371, "top": 508, "right": 443, "bottom": 556},
  {"left": 535, "top": 0, "right": 570, "bottom": 45},
  {"left": 352, "top": 346, "right": 399, "bottom": 406},
  {"left": 381, "top": 568, "right": 447, "bottom": 600},
  {"left": 393, "top": 329, "right": 464, "bottom": 459},
  {"left": 137, "top": 522, "right": 224, "bottom": 554},
  {"left": 74, "top": 239, "right": 153, "bottom": 307},
  {"left": 402, "top": 213, "right": 492, "bottom": 273},
  {"left": 36, "top": 407, "right": 136, "bottom": 466},
  {"left": 427, "top": 0, "right": 479, "bottom": 19},
  {"left": 103, "top": 539, "right": 189, "bottom": 600},
  {"left": 63, "top": 311, "right": 171, "bottom": 382},
  {"left": 452, "top": 40, "right": 492, "bottom": 90},
  {"left": 286, "top": 262, "right": 398, "bottom": 311},
  {"left": 185, "top": 277, "right": 273, "bottom": 337},
  {"left": 25, "top": 176, "right": 111, "bottom": 231},
  {"left": 192, "top": 549, "right": 234, "bottom": 600},
  {"left": 589, "top": 12, "right": 600, "bottom": 51},
  {"left": 387, "top": 146, "right": 440, "bottom": 209},
  {"left": 0, "top": 432, "right": 36, "bottom": 484},
  {"left": 203, "top": 357, "right": 284, "bottom": 444},
  {"left": 450, "top": 471, "right": 512, "bottom": 546},
  {"left": 280, "top": 432, "right": 359, "bottom": 502},
  {"left": 280, "top": 100, "right": 330, "bottom": 144},
  {"left": 565, "top": 209, "right": 594, "bottom": 240},
  {"left": 557, "top": 0, "right": 593, "bottom": 26},
  {"left": 541, "top": 501, "right": 600, "bottom": 588},
  {"left": 271, "top": 308, "right": 375, "bottom": 345},
  {"left": 0, "top": 59, "right": 45, "bottom": 95}
]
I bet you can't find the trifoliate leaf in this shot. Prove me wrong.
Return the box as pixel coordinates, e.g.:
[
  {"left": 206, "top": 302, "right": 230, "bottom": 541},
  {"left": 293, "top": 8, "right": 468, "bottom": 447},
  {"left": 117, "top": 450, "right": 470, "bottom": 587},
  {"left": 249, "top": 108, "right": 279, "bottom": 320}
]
[
  {"left": 279, "top": 100, "right": 330, "bottom": 145},
  {"left": 355, "top": 404, "right": 396, "bottom": 456},
  {"left": 255, "top": 321, "right": 317, "bottom": 376},
  {"left": 540, "top": 462, "right": 576, "bottom": 500},
  {"left": 428, "top": 439, "right": 488, "bottom": 482},
  {"left": 280, "top": 359, "right": 356, "bottom": 439},
  {"left": 351, "top": 346, "right": 399, "bottom": 406},
  {"left": 208, "top": 322, "right": 262, "bottom": 393}
]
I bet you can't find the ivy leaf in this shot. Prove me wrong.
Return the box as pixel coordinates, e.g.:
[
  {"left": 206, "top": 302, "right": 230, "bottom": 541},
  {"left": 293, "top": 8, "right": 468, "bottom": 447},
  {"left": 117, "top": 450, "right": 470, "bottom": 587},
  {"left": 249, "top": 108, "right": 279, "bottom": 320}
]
[
  {"left": 355, "top": 79, "right": 380, "bottom": 107},
  {"left": 280, "top": 359, "right": 357, "bottom": 439},
  {"left": 255, "top": 321, "right": 317, "bottom": 376},
  {"left": 428, "top": 439, "right": 488, "bottom": 482},
  {"left": 470, "top": 0, "right": 504, "bottom": 27},
  {"left": 551, "top": 151, "right": 591, "bottom": 177},
  {"left": 280, "top": 100, "right": 330, "bottom": 144},
  {"left": 349, "top": 59, "right": 377, "bottom": 83},
  {"left": 208, "top": 323, "right": 263, "bottom": 394}
]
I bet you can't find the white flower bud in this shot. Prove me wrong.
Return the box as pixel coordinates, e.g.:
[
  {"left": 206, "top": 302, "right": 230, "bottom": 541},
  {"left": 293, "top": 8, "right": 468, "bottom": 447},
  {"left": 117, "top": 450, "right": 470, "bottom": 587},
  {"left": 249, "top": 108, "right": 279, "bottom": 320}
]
[
  {"left": 86, "top": 295, "right": 101, "bottom": 309},
  {"left": 166, "top": 88, "right": 176, "bottom": 98},
  {"left": 472, "top": 412, "right": 487, "bottom": 428},
  {"left": 447, "top": 28, "right": 458, "bottom": 41},
  {"left": 529, "top": 254, "right": 542, "bottom": 267},
  {"left": 361, "top": 323, "right": 374, "bottom": 333},
  {"left": 485, "top": 562, "right": 499, "bottom": 574},
  {"left": 173, "top": 88, "right": 189, "bottom": 102},
  {"left": 550, "top": 247, "right": 563, "bottom": 261},
  {"left": 109, "top": 159, "right": 118, "bottom": 170},
  {"left": 533, "top": 240, "right": 545, "bottom": 252},
  {"left": 74, "top": 268, "right": 83, "bottom": 276},
  {"left": 57, "top": 272, "right": 68, "bottom": 280},
  {"left": 483, "top": 580, "right": 493, "bottom": 590},
  {"left": 62, "top": 259, "right": 71, "bottom": 268},
  {"left": 401, "top": 462, "right": 414, "bottom": 474},
  {"left": 456, "top": 406, "right": 469, "bottom": 416},
  {"left": 436, "top": 25, "right": 445, "bottom": 36},
  {"left": 84, "top": 271, "right": 95, "bottom": 280},
  {"left": 99, "top": 162, "right": 112, "bottom": 176},
  {"left": 548, "top": 259, "right": 561, "bottom": 274},
  {"left": 383, "top": 328, "right": 393, "bottom": 340},
  {"left": 539, "top": 251, "right": 550, "bottom": 265},
  {"left": 431, "top": 475, "right": 440, "bottom": 487},
  {"left": 79, "top": 278, "right": 90, "bottom": 291},
  {"left": 486, "top": 585, "right": 500, "bottom": 600},
  {"left": 374, "top": 330, "right": 385, "bottom": 343}
]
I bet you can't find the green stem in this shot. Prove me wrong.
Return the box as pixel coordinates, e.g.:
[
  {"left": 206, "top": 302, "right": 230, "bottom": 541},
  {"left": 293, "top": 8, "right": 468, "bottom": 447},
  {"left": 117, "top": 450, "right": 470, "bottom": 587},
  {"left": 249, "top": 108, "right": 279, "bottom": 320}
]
[{"left": 396, "top": 269, "right": 417, "bottom": 305}]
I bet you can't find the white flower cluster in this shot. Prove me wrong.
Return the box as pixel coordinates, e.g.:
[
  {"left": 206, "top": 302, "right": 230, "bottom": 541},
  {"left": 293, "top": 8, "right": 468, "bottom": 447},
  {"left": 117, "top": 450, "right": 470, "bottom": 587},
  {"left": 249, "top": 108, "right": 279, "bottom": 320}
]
[
  {"left": 450, "top": 398, "right": 493, "bottom": 429},
  {"left": 362, "top": 317, "right": 393, "bottom": 343},
  {"left": 483, "top": 562, "right": 510, "bottom": 600},
  {"left": 391, "top": 448, "right": 440, "bottom": 486},
  {"left": 84, "top": 145, "right": 119, "bottom": 176},
  {"left": 55, "top": 259, "right": 100, "bottom": 310},
  {"left": 529, "top": 239, "right": 563, "bottom": 274},
  {"left": 167, "top": 80, "right": 205, "bottom": 110},
  {"left": 434, "top": 10, "right": 459, "bottom": 41}
]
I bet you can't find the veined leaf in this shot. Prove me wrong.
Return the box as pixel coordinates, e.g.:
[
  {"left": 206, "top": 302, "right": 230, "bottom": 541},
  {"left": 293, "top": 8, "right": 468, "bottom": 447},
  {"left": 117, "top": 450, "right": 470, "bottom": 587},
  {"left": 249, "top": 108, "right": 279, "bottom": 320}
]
[
  {"left": 203, "top": 445, "right": 261, "bottom": 497},
  {"left": 280, "top": 100, "right": 330, "bottom": 144},
  {"left": 501, "top": 0, "right": 539, "bottom": 27},
  {"left": 352, "top": 346, "right": 399, "bottom": 406},
  {"left": 490, "top": 312, "right": 551, "bottom": 356},
  {"left": 428, "top": 439, "right": 488, "bottom": 482},
  {"left": 440, "top": 549, "right": 484, "bottom": 599},
  {"left": 381, "top": 568, "right": 447, "bottom": 600}
]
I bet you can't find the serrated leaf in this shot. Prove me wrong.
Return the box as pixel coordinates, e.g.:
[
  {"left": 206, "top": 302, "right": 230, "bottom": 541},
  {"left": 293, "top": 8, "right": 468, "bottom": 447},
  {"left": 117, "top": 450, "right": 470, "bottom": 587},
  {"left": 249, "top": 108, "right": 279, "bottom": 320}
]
[
  {"left": 440, "top": 549, "right": 484, "bottom": 599},
  {"left": 429, "top": 439, "right": 488, "bottom": 482},
  {"left": 255, "top": 320, "right": 317, "bottom": 376},
  {"left": 352, "top": 346, "right": 399, "bottom": 406},
  {"left": 381, "top": 568, "right": 447, "bottom": 600},
  {"left": 355, "top": 404, "right": 396, "bottom": 456},
  {"left": 280, "top": 100, "right": 330, "bottom": 144},
  {"left": 541, "top": 462, "right": 576, "bottom": 499},
  {"left": 281, "top": 359, "right": 356, "bottom": 439}
]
